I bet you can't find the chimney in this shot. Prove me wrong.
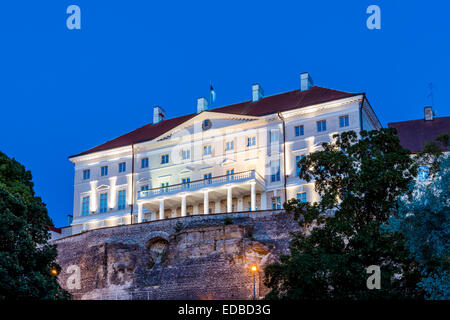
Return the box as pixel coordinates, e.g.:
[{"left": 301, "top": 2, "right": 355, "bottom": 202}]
[
  {"left": 153, "top": 106, "right": 166, "bottom": 124},
  {"left": 197, "top": 97, "right": 208, "bottom": 113},
  {"left": 300, "top": 72, "right": 314, "bottom": 91},
  {"left": 424, "top": 106, "right": 434, "bottom": 121},
  {"left": 252, "top": 84, "right": 264, "bottom": 102}
]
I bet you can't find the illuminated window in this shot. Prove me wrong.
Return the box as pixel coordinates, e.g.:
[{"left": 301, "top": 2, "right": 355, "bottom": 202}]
[
  {"left": 161, "top": 182, "right": 169, "bottom": 192},
  {"left": 161, "top": 154, "right": 169, "bottom": 164},
  {"left": 295, "top": 125, "right": 304, "bottom": 137},
  {"left": 226, "top": 169, "right": 235, "bottom": 180},
  {"left": 82, "top": 196, "right": 90, "bottom": 216},
  {"left": 119, "top": 162, "right": 126, "bottom": 173},
  {"left": 226, "top": 141, "right": 234, "bottom": 151},
  {"left": 182, "top": 177, "right": 190, "bottom": 189},
  {"left": 271, "top": 197, "right": 281, "bottom": 210},
  {"left": 418, "top": 166, "right": 429, "bottom": 181},
  {"left": 339, "top": 115, "right": 349, "bottom": 128},
  {"left": 270, "top": 161, "right": 280, "bottom": 182},
  {"left": 83, "top": 169, "right": 90, "bottom": 180},
  {"left": 203, "top": 145, "right": 212, "bottom": 156},
  {"left": 182, "top": 149, "right": 190, "bottom": 160},
  {"left": 204, "top": 173, "right": 212, "bottom": 184},
  {"left": 270, "top": 130, "right": 279, "bottom": 144},
  {"left": 297, "top": 192, "right": 307, "bottom": 203},
  {"left": 247, "top": 136, "right": 256, "bottom": 147},
  {"left": 101, "top": 166, "right": 108, "bottom": 176},
  {"left": 296, "top": 155, "right": 305, "bottom": 177},
  {"left": 99, "top": 193, "right": 108, "bottom": 213},
  {"left": 118, "top": 190, "right": 126, "bottom": 210},
  {"left": 141, "top": 158, "right": 149, "bottom": 168},
  {"left": 317, "top": 120, "right": 327, "bottom": 132}
]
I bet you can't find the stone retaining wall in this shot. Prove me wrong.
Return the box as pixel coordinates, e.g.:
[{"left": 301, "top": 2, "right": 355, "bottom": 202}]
[{"left": 52, "top": 210, "right": 299, "bottom": 300}]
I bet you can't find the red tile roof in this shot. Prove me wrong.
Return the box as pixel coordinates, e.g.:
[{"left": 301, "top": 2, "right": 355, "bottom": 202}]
[
  {"left": 71, "top": 86, "right": 361, "bottom": 158},
  {"left": 48, "top": 225, "right": 62, "bottom": 234},
  {"left": 388, "top": 116, "right": 450, "bottom": 153}
]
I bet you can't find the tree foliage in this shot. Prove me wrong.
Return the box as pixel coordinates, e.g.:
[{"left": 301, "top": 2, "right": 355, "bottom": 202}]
[
  {"left": 0, "top": 151, "right": 69, "bottom": 299},
  {"left": 264, "top": 129, "right": 423, "bottom": 300},
  {"left": 384, "top": 154, "right": 449, "bottom": 300}
]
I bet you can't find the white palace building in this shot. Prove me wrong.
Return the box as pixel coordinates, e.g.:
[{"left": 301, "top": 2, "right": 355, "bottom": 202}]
[{"left": 67, "top": 73, "right": 381, "bottom": 235}]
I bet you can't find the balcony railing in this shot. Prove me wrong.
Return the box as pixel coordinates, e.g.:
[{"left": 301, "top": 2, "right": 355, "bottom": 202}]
[{"left": 138, "top": 170, "right": 263, "bottom": 200}]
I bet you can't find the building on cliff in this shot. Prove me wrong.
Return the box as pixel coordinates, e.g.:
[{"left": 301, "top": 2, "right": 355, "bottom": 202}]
[{"left": 66, "top": 73, "right": 381, "bottom": 236}]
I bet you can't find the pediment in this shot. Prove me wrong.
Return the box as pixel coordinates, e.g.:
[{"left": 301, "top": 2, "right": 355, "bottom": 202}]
[
  {"left": 96, "top": 184, "right": 110, "bottom": 190},
  {"left": 220, "top": 158, "right": 236, "bottom": 166},
  {"left": 157, "top": 111, "right": 260, "bottom": 141},
  {"left": 179, "top": 166, "right": 194, "bottom": 174},
  {"left": 137, "top": 177, "right": 151, "bottom": 184}
]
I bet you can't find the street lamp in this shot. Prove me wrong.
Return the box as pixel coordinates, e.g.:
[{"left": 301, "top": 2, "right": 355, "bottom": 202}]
[{"left": 250, "top": 264, "right": 258, "bottom": 300}]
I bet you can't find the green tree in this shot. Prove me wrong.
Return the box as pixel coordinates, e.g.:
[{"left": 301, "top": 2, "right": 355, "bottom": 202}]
[
  {"left": 384, "top": 154, "right": 449, "bottom": 300},
  {"left": 0, "top": 151, "right": 69, "bottom": 299},
  {"left": 264, "top": 129, "right": 423, "bottom": 300}
]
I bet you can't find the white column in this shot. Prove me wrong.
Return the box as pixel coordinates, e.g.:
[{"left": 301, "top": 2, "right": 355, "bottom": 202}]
[
  {"left": 137, "top": 203, "right": 143, "bottom": 223},
  {"left": 181, "top": 195, "right": 186, "bottom": 217},
  {"left": 227, "top": 186, "right": 233, "bottom": 213},
  {"left": 159, "top": 199, "right": 165, "bottom": 220},
  {"left": 261, "top": 192, "right": 267, "bottom": 210},
  {"left": 251, "top": 182, "right": 256, "bottom": 211},
  {"left": 204, "top": 191, "right": 209, "bottom": 214}
]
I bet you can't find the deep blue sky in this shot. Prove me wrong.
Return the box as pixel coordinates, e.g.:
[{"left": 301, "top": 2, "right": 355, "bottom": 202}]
[{"left": 0, "top": 1, "right": 449, "bottom": 227}]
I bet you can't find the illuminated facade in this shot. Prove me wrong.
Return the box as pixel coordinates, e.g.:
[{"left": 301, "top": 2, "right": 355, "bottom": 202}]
[{"left": 68, "top": 73, "right": 381, "bottom": 235}]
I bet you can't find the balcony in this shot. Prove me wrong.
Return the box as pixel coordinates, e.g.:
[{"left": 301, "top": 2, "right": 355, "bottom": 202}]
[{"left": 138, "top": 170, "right": 264, "bottom": 200}]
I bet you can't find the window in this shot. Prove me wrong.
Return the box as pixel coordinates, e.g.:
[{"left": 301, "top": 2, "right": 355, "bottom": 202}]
[
  {"left": 296, "top": 155, "right": 305, "bottom": 177},
  {"left": 418, "top": 166, "right": 429, "bottom": 181},
  {"left": 226, "top": 169, "right": 234, "bottom": 180},
  {"left": 272, "top": 197, "right": 281, "bottom": 210},
  {"left": 339, "top": 115, "right": 349, "bottom": 128},
  {"left": 297, "top": 192, "right": 307, "bottom": 203},
  {"left": 83, "top": 169, "right": 90, "bottom": 180},
  {"left": 101, "top": 166, "right": 108, "bottom": 176},
  {"left": 203, "top": 145, "right": 212, "bottom": 156},
  {"left": 182, "top": 177, "right": 191, "bottom": 188},
  {"left": 247, "top": 136, "right": 256, "bottom": 147},
  {"left": 118, "top": 190, "right": 126, "bottom": 210},
  {"left": 140, "top": 185, "right": 149, "bottom": 191},
  {"left": 270, "top": 161, "right": 281, "bottom": 182},
  {"left": 119, "top": 162, "right": 126, "bottom": 173},
  {"left": 82, "top": 196, "right": 90, "bottom": 216},
  {"left": 226, "top": 141, "right": 234, "bottom": 151},
  {"left": 161, "top": 182, "right": 169, "bottom": 192},
  {"left": 161, "top": 154, "right": 169, "bottom": 164},
  {"left": 317, "top": 120, "right": 327, "bottom": 132},
  {"left": 270, "top": 130, "right": 279, "bottom": 144},
  {"left": 99, "top": 193, "right": 108, "bottom": 213},
  {"left": 204, "top": 173, "right": 212, "bottom": 184},
  {"left": 295, "top": 125, "right": 304, "bottom": 137},
  {"left": 141, "top": 158, "right": 149, "bottom": 168},
  {"left": 182, "top": 149, "right": 190, "bottom": 160}
]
